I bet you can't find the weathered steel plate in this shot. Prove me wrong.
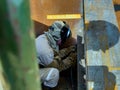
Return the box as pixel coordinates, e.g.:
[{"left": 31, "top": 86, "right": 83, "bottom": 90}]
[{"left": 84, "top": 0, "right": 120, "bottom": 90}]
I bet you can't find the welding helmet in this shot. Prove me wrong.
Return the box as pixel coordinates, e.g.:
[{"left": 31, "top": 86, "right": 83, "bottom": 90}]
[{"left": 49, "top": 21, "right": 71, "bottom": 45}]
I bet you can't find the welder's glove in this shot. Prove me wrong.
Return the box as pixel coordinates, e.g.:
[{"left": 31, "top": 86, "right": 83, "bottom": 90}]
[
  {"left": 70, "top": 44, "right": 77, "bottom": 53},
  {"left": 58, "top": 44, "right": 77, "bottom": 59},
  {"left": 46, "top": 52, "right": 77, "bottom": 72}
]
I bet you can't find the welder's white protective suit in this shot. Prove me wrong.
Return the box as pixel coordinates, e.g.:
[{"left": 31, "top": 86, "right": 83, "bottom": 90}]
[
  {"left": 36, "top": 33, "right": 59, "bottom": 88},
  {"left": 35, "top": 21, "right": 62, "bottom": 88}
]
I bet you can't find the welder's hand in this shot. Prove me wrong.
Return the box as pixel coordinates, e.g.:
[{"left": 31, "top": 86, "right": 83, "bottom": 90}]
[
  {"left": 62, "top": 51, "right": 77, "bottom": 64},
  {"left": 68, "top": 44, "right": 77, "bottom": 53}
]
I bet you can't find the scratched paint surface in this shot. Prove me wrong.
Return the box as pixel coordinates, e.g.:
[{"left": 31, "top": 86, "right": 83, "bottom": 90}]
[{"left": 84, "top": 0, "right": 120, "bottom": 90}]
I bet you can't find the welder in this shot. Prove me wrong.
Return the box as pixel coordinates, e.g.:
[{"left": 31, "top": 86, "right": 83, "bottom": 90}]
[{"left": 35, "top": 21, "right": 77, "bottom": 88}]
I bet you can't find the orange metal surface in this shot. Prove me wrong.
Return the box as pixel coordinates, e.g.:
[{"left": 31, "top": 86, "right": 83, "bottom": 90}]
[
  {"left": 30, "top": 0, "right": 81, "bottom": 39},
  {"left": 114, "top": 0, "right": 120, "bottom": 30},
  {"left": 113, "top": 0, "right": 120, "bottom": 4},
  {"left": 116, "top": 11, "right": 120, "bottom": 31},
  {"left": 30, "top": 0, "right": 120, "bottom": 34}
]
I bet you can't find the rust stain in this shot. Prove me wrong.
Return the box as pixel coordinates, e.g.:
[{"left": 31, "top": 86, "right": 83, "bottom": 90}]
[
  {"left": 90, "top": 88, "right": 93, "bottom": 90},
  {"left": 115, "top": 11, "right": 120, "bottom": 32},
  {"left": 115, "top": 85, "right": 118, "bottom": 90},
  {"left": 109, "top": 67, "right": 120, "bottom": 71},
  {"left": 101, "top": 43, "right": 111, "bottom": 67},
  {"left": 85, "top": 20, "right": 90, "bottom": 31},
  {"left": 114, "top": 0, "right": 120, "bottom": 31},
  {"left": 113, "top": 0, "right": 120, "bottom": 4}
]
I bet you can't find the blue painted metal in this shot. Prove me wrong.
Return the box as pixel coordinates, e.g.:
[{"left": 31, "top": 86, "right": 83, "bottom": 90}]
[{"left": 84, "top": 0, "right": 120, "bottom": 90}]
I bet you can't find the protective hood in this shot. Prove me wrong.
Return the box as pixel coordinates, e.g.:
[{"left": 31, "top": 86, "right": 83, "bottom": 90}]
[{"left": 45, "top": 21, "right": 65, "bottom": 52}]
